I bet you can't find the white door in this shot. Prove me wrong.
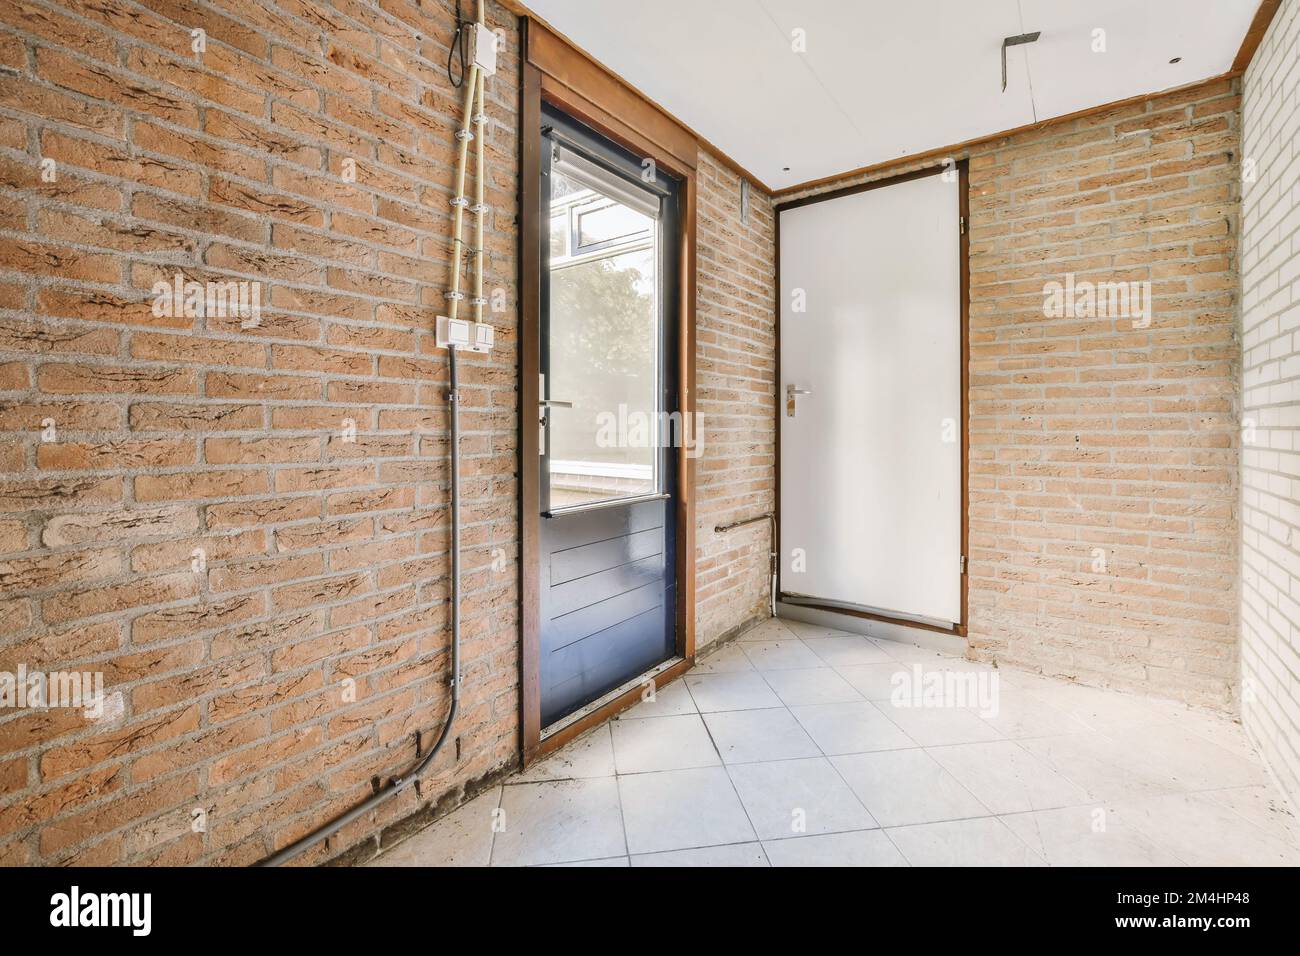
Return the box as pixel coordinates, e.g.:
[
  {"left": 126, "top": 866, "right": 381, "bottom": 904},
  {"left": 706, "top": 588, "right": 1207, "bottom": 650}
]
[{"left": 779, "top": 170, "right": 963, "bottom": 627}]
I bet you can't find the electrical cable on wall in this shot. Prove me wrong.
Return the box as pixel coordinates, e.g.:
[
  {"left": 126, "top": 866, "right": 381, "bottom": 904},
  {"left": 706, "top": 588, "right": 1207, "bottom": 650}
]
[
  {"left": 257, "top": 0, "right": 497, "bottom": 867},
  {"left": 447, "top": 0, "right": 469, "bottom": 88}
]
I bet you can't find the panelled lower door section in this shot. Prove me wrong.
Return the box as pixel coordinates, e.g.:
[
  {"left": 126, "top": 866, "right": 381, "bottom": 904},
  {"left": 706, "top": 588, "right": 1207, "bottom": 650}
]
[
  {"left": 540, "top": 498, "right": 674, "bottom": 726},
  {"left": 779, "top": 172, "right": 961, "bottom": 626}
]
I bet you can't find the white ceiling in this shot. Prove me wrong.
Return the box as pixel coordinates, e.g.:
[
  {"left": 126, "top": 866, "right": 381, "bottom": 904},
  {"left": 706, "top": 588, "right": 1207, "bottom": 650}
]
[{"left": 523, "top": 0, "right": 1260, "bottom": 191}]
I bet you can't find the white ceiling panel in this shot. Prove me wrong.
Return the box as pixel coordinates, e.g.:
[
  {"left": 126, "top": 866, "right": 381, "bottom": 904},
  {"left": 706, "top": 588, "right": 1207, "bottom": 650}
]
[
  {"left": 1020, "top": 0, "right": 1252, "bottom": 121},
  {"left": 524, "top": 0, "right": 1261, "bottom": 190}
]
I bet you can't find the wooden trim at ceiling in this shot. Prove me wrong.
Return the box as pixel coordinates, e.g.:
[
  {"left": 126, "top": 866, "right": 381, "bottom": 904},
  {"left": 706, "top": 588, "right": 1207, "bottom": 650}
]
[
  {"left": 772, "top": 71, "right": 1238, "bottom": 200},
  {"left": 527, "top": 20, "right": 698, "bottom": 172},
  {"left": 1233, "top": 0, "right": 1283, "bottom": 73},
  {"left": 503, "top": 1, "right": 773, "bottom": 193}
]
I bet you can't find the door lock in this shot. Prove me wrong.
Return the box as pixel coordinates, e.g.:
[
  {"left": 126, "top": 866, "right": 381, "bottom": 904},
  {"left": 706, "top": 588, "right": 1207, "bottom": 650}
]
[
  {"left": 538, "top": 398, "right": 573, "bottom": 426},
  {"left": 537, "top": 374, "right": 574, "bottom": 430},
  {"left": 786, "top": 385, "right": 812, "bottom": 417}
]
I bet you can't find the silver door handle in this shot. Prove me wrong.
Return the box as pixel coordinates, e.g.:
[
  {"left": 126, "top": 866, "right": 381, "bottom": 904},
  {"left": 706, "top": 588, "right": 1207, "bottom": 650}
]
[
  {"left": 786, "top": 385, "right": 812, "bottom": 417},
  {"left": 538, "top": 398, "right": 573, "bottom": 429}
]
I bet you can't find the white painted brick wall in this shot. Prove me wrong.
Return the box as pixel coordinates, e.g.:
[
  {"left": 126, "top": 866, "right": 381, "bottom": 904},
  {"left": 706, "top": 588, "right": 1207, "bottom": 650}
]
[{"left": 1241, "top": 0, "right": 1300, "bottom": 812}]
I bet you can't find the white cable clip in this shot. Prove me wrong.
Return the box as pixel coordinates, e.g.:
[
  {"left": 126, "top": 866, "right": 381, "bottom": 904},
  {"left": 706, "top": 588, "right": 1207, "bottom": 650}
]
[
  {"left": 449, "top": 196, "right": 470, "bottom": 209},
  {"left": 444, "top": 290, "right": 465, "bottom": 301},
  {"left": 473, "top": 112, "right": 489, "bottom": 127},
  {"left": 470, "top": 202, "right": 489, "bottom": 215},
  {"left": 470, "top": 296, "right": 487, "bottom": 307},
  {"left": 455, "top": 128, "right": 474, "bottom": 142}
]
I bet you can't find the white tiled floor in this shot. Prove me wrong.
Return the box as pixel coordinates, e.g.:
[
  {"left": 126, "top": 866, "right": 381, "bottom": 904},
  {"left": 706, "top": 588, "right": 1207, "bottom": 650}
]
[{"left": 369, "top": 618, "right": 1300, "bottom": 867}]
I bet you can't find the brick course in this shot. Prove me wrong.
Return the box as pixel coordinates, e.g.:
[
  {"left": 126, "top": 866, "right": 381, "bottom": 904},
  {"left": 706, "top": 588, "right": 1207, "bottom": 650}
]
[{"left": 1241, "top": 0, "right": 1300, "bottom": 811}]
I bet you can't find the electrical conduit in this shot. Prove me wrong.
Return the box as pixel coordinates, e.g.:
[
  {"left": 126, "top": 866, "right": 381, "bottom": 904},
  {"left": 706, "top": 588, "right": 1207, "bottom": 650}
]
[{"left": 256, "top": 0, "right": 485, "bottom": 867}]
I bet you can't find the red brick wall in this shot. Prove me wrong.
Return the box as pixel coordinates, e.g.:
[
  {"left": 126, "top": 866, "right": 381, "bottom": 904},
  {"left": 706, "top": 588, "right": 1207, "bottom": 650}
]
[
  {"left": 0, "top": 0, "right": 778, "bottom": 866},
  {"left": 780, "top": 78, "right": 1241, "bottom": 709},
  {"left": 0, "top": 0, "right": 523, "bottom": 866},
  {"left": 694, "top": 151, "right": 776, "bottom": 649}
]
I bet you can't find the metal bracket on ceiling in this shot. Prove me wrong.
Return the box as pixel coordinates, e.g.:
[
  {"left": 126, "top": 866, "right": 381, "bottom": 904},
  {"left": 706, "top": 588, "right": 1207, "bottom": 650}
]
[{"left": 1001, "top": 31, "right": 1041, "bottom": 92}]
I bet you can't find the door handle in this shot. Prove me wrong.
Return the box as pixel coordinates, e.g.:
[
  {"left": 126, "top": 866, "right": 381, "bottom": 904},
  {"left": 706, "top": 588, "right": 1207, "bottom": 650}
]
[
  {"left": 538, "top": 398, "right": 573, "bottom": 428},
  {"left": 786, "top": 385, "right": 812, "bottom": 417}
]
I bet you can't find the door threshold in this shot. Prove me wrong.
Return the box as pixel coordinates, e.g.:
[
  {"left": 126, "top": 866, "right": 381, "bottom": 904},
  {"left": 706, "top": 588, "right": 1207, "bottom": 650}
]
[
  {"left": 778, "top": 600, "right": 967, "bottom": 656},
  {"left": 780, "top": 592, "right": 966, "bottom": 639},
  {"left": 533, "top": 656, "right": 691, "bottom": 762}
]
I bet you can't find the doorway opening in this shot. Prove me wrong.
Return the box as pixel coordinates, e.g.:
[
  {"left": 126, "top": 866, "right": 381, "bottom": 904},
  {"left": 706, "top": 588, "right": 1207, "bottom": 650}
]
[
  {"left": 776, "top": 163, "right": 970, "bottom": 637},
  {"left": 536, "top": 105, "right": 682, "bottom": 729}
]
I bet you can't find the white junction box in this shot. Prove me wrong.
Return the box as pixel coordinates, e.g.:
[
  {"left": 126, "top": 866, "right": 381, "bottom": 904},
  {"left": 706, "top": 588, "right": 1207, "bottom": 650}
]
[
  {"left": 469, "top": 22, "right": 498, "bottom": 76},
  {"left": 437, "top": 315, "right": 494, "bottom": 354}
]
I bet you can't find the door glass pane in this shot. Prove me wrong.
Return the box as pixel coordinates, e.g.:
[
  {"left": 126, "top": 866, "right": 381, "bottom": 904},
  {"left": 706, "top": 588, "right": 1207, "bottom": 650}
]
[
  {"left": 577, "top": 201, "right": 649, "bottom": 249},
  {"left": 547, "top": 168, "right": 659, "bottom": 509}
]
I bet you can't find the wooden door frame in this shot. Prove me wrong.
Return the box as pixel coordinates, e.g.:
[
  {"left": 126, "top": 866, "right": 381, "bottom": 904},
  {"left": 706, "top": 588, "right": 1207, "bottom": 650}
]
[
  {"left": 518, "top": 18, "right": 698, "bottom": 767},
  {"left": 773, "top": 161, "right": 971, "bottom": 639}
]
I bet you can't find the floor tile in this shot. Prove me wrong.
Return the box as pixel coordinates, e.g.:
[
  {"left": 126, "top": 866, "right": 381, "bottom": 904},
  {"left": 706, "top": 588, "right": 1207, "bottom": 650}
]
[
  {"left": 1016, "top": 733, "right": 1181, "bottom": 800},
  {"left": 801, "top": 635, "right": 893, "bottom": 667},
  {"left": 727, "top": 756, "right": 876, "bottom": 839},
  {"left": 832, "top": 749, "right": 989, "bottom": 827},
  {"left": 610, "top": 713, "right": 720, "bottom": 773},
  {"left": 618, "top": 678, "right": 697, "bottom": 719},
  {"left": 368, "top": 787, "right": 500, "bottom": 867},
  {"left": 1115, "top": 792, "right": 1300, "bottom": 866},
  {"left": 761, "top": 666, "right": 863, "bottom": 706},
  {"left": 790, "top": 700, "right": 916, "bottom": 755},
  {"left": 1118, "top": 723, "right": 1268, "bottom": 792},
  {"left": 491, "top": 778, "right": 625, "bottom": 867},
  {"left": 618, "top": 767, "right": 756, "bottom": 854},
  {"left": 887, "top": 817, "right": 1044, "bottom": 866},
  {"left": 703, "top": 707, "right": 821, "bottom": 764},
  {"left": 1026, "top": 681, "right": 1170, "bottom": 738},
  {"left": 1147, "top": 704, "right": 1259, "bottom": 761},
  {"left": 763, "top": 829, "right": 908, "bottom": 867},
  {"left": 736, "top": 619, "right": 799, "bottom": 641},
  {"left": 514, "top": 724, "right": 615, "bottom": 782},
  {"left": 630, "top": 842, "right": 769, "bottom": 866},
  {"left": 692, "top": 642, "right": 755, "bottom": 674},
  {"left": 835, "top": 662, "right": 914, "bottom": 700},
  {"left": 543, "top": 856, "right": 629, "bottom": 867},
  {"left": 685, "top": 671, "right": 783, "bottom": 712},
  {"left": 777, "top": 619, "right": 845, "bottom": 640},
  {"left": 976, "top": 687, "right": 1091, "bottom": 739},
  {"left": 872, "top": 639, "right": 954, "bottom": 661},
  {"left": 1000, "top": 805, "right": 1185, "bottom": 867},
  {"left": 742, "top": 639, "right": 824, "bottom": 671},
  {"left": 996, "top": 668, "right": 1066, "bottom": 694},
  {"left": 1202, "top": 785, "right": 1300, "bottom": 844},
  {"left": 927, "top": 740, "right": 1091, "bottom": 814},
  {"left": 874, "top": 700, "right": 1003, "bottom": 746}
]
